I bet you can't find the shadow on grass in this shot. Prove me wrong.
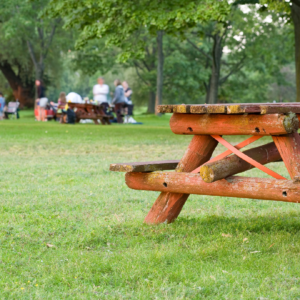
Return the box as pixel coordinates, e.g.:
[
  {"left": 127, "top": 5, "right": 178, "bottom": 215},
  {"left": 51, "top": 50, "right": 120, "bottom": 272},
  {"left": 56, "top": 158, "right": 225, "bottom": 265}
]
[{"left": 85, "top": 212, "right": 300, "bottom": 249}]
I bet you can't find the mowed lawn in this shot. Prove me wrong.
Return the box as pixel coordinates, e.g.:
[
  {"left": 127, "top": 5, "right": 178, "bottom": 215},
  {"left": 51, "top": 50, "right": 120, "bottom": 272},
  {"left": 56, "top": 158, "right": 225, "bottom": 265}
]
[{"left": 1, "top": 111, "right": 300, "bottom": 299}]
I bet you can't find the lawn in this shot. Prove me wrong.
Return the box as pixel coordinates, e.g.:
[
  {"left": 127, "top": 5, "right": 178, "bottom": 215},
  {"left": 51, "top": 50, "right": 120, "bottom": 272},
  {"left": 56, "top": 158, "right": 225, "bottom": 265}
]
[{"left": 0, "top": 110, "right": 300, "bottom": 299}]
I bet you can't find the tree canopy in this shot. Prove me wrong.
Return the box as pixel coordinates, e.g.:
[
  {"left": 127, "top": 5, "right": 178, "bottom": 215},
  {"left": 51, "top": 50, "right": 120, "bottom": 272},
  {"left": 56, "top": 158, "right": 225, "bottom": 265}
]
[{"left": 45, "top": 0, "right": 230, "bottom": 61}]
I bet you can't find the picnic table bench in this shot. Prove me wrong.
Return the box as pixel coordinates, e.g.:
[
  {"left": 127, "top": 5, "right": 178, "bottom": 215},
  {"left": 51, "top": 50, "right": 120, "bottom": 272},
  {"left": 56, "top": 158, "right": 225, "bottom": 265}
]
[
  {"left": 110, "top": 103, "right": 300, "bottom": 224},
  {"left": 57, "top": 103, "right": 113, "bottom": 125}
]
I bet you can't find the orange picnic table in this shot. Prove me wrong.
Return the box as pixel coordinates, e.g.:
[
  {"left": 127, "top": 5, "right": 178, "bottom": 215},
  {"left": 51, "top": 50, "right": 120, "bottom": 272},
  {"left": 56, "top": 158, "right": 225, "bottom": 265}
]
[{"left": 110, "top": 103, "right": 300, "bottom": 224}]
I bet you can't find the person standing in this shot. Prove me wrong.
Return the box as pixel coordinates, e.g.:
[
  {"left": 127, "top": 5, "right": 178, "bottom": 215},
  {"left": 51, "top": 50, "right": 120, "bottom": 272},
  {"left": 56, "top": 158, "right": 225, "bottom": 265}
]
[
  {"left": 122, "top": 81, "right": 132, "bottom": 104},
  {"left": 0, "top": 92, "right": 5, "bottom": 120},
  {"left": 112, "top": 79, "right": 126, "bottom": 123},
  {"left": 93, "top": 77, "right": 110, "bottom": 115},
  {"left": 35, "top": 79, "right": 48, "bottom": 121}
]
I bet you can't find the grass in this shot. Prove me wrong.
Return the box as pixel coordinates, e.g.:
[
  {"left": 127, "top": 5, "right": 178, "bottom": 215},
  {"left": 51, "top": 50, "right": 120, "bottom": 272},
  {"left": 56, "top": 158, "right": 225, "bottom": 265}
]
[{"left": 0, "top": 110, "right": 300, "bottom": 299}]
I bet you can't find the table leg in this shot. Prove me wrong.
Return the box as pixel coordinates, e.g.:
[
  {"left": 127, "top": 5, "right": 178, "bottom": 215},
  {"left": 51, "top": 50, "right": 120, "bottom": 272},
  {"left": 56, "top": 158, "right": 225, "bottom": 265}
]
[
  {"left": 144, "top": 135, "right": 218, "bottom": 224},
  {"left": 272, "top": 133, "right": 300, "bottom": 179}
]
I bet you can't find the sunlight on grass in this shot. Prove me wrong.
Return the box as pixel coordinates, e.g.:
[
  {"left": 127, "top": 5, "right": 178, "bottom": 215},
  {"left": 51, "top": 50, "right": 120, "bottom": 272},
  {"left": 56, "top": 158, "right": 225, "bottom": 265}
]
[{"left": 0, "top": 111, "right": 300, "bottom": 299}]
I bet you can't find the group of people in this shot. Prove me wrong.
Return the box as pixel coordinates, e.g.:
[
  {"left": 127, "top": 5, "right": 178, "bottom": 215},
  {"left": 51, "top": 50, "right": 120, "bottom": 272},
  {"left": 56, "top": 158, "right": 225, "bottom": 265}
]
[
  {"left": 34, "top": 76, "right": 133, "bottom": 124},
  {"left": 93, "top": 77, "right": 132, "bottom": 123}
]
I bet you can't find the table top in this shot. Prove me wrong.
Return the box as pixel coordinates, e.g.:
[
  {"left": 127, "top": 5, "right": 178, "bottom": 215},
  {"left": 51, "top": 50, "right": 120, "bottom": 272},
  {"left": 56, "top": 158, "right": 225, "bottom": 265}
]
[{"left": 158, "top": 103, "right": 300, "bottom": 115}]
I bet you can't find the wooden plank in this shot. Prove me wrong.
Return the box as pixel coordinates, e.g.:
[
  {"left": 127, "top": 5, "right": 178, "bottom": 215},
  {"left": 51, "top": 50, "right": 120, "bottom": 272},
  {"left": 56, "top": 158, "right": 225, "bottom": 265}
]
[
  {"left": 190, "top": 105, "right": 207, "bottom": 114},
  {"left": 109, "top": 160, "right": 180, "bottom": 172},
  {"left": 126, "top": 172, "right": 300, "bottom": 203},
  {"left": 157, "top": 105, "right": 174, "bottom": 113},
  {"left": 260, "top": 105, "right": 300, "bottom": 114},
  {"left": 144, "top": 135, "right": 218, "bottom": 224},
  {"left": 206, "top": 105, "right": 227, "bottom": 114},
  {"left": 272, "top": 133, "right": 300, "bottom": 179},
  {"left": 227, "top": 104, "right": 261, "bottom": 114},
  {"left": 170, "top": 113, "right": 299, "bottom": 136},
  {"left": 173, "top": 105, "right": 190, "bottom": 113},
  {"left": 159, "top": 103, "right": 300, "bottom": 115},
  {"left": 199, "top": 142, "right": 282, "bottom": 183}
]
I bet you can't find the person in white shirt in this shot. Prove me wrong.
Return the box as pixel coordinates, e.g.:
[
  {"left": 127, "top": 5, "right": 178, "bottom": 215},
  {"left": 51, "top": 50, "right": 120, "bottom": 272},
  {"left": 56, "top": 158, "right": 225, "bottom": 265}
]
[
  {"left": 66, "top": 92, "right": 84, "bottom": 103},
  {"left": 93, "top": 77, "right": 109, "bottom": 104}
]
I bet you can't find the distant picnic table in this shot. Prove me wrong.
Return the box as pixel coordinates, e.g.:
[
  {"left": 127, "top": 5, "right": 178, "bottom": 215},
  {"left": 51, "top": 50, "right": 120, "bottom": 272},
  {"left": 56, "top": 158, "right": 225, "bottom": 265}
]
[
  {"left": 110, "top": 102, "right": 300, "bottom": 224},
  {"left": 57, "top": 103, "right": 114, "bottom": 125}
]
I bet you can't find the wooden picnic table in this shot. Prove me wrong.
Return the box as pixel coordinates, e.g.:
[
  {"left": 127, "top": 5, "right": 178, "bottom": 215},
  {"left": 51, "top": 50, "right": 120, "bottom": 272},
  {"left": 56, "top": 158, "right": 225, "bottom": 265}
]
[
  {"left": 110, "top": 103, "right": 300, "bottom": 224},
  {"left": 57, "top": 103, "right": 114, "bottom": 125}
]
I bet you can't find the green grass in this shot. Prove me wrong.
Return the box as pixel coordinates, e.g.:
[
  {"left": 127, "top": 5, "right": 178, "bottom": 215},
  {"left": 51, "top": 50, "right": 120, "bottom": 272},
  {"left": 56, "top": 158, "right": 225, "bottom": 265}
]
[{"left": 1, "top": 110, "right": 300, "bottom": 299}]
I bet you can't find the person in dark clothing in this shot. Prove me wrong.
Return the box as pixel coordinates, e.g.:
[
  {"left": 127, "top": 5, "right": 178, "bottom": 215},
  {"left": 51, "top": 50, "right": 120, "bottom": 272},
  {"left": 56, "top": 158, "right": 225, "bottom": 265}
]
[
  {"left": 112, "top": 79, "right": 126, "bottom": 123},
  {"left": 35, "top": 79, "right": 48, "bottom": 121}
]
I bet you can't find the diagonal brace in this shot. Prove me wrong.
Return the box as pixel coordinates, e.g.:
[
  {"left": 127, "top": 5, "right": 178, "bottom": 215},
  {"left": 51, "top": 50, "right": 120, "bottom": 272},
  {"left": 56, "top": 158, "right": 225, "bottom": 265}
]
[
  {"left": 211, "top": 135, "right": 286, "bottom": 180},
  {"left": 192, "top": 135, "right": 263, "bottom": 174}
]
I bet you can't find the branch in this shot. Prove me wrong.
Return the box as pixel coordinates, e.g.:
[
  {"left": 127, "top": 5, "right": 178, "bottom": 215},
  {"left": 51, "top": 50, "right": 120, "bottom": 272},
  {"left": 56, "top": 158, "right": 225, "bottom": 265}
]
[
  {"left": 292, "top": 0, "right": 300, "bottom": 7},
  {"left": 141, "top": 59, "right": 151, "bottom": 72},
  {"left": 133, "top": 62, "right": 149, "bottom": 86},
  {"left": 186, "top": 38, "right": 212, "bottom": 61},
  {"left": 26, "top": 41, "right": 39, "bottom": 73},
  {"left": 219, "top": 56, "right": 246, "bottom": 85},
  {"left": 43, "top": 20, "right": 60, "bottom": 59}
]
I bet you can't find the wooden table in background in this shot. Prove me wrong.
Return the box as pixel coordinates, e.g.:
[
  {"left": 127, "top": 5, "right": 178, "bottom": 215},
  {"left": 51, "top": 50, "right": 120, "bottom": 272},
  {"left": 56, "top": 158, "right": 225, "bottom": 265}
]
[
  {"left": 57, "top": 103, "right": 114, "bottom": 125},
  {"left": 110, "top": 103, "right": 300, "bottom": 224}
]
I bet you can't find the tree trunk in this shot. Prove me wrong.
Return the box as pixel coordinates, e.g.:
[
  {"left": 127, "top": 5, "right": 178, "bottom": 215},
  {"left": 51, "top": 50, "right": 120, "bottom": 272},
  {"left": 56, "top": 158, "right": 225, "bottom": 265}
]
[
  {"left": 155, "top": 30, "right": 164, "bottom": 114},
  {"left": 291, "top": 1, "right": 300, "bottom": 102},
  {"left": 0, "top": 61, "right": 34, "bottom": 107},
  {"left": 206, "top": 33, "right": 223, "bottom": 104},
  {"left": 147, "top": 90, "right": 156, "bottom": 113}
]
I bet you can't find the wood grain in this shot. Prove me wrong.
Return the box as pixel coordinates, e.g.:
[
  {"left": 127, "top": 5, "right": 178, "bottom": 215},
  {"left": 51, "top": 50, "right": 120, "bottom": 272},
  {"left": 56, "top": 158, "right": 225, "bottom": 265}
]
[
  {"left": 110, "top": 160, "right": 180, "bottom": 172},
  {"left": 272, "top": 133, "right": 300, "bottom": 179},
  {"left": 144, "top": 135, "right": 218, "bottom": 224},
  {"left": 126, "top": 172, "right": 300, "bottom": 203},
  {"left": 199, "top": 142, "right": 282, "bottom": 183},
  {"left": 170, "top": 113, "right": 299, "bottom": 136}
]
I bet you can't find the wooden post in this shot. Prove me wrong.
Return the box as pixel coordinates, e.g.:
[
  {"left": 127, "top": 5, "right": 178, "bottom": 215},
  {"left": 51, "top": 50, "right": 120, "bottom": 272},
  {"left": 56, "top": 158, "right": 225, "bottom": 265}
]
[
  {"left": 272, "top": 133, "right": 300, "bottom": 179},
  {"left": 170, "top": 113, "right": 299, "bottom": 136},
  {"left": 144, "top": 135, "right": 218, "bottom": 224},
  {"left": 126, "top": 172, "right": 300, "bottom": 203},
  {"left": 200, "top": 142, "right": 282, "bottom": 183}
]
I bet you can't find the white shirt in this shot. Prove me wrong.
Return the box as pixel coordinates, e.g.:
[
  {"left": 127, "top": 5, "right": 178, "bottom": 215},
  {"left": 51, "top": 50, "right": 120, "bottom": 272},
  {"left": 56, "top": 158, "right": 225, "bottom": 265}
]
[
  {"left": 66, "top": 92, "right": 83, "bottom": 103},
  {"left": 93, "top": 84, "right": 109, "bottom": 103}
]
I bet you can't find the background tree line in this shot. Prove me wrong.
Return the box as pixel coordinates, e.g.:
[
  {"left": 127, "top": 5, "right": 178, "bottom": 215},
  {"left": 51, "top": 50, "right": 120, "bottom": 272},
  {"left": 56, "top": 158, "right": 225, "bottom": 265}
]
[{"left": 0, "top": 0, "right": 297, "bottom": 112}]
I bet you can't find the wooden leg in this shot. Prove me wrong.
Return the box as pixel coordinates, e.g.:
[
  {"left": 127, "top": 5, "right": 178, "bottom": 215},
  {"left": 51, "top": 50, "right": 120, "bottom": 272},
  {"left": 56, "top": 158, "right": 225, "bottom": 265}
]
[
  {"left": 99, "top": 118, "right": 105, "bottom": 125},
  {"left": 144, "top": 135, "right": 218, "bottom": 224},
  {"left": 272, "top": 133, "right": 300, "bottom": 179}
]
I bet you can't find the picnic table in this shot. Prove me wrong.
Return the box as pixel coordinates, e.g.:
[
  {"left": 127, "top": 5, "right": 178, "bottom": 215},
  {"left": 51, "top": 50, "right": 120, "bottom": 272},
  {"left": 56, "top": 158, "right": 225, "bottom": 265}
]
[
  {"left": 57, "top": 103, "right": 113, "bottom": 125},
  {"left": 110, "top": 103, "right": 300, "bottom": 224}
]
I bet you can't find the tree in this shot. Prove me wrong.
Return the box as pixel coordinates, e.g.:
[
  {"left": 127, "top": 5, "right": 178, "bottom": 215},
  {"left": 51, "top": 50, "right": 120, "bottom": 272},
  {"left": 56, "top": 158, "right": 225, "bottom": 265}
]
[
  {"left": 236, "top": 0, "right": 300, "bottom": 102},
  {"left": 45, "top": 0, "right": 230, "bottom": 111},
  {"left": 0, "top": 0, "right": 72, "bottom": 106}
]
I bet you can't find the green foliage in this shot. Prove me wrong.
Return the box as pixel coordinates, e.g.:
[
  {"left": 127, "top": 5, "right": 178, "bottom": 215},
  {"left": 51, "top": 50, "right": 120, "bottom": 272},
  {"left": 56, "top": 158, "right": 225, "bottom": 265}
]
[
  {"left": 220, "top": 6, "right": 295, "bottom": 102},
  {"left": 0, "top": 0, "right": 74, "bottom": 99},
  {"left": 45, "top": 0, "right": 231, "bottom": 61}
]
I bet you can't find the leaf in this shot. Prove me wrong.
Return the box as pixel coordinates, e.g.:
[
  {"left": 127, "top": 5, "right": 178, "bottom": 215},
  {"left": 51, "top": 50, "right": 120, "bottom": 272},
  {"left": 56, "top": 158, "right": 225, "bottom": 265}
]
[
  {"left": 222, "top": 233, "right": 232, "bottom": 238},
  {"left": 46, "top": 243, "right": 55, "bottom": 248},
  {"left": 243, "top": 238, "right": 248, "bottom": 242},
  {"left": 250, "top": 251, "right": 261, "bottom": 254}
]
